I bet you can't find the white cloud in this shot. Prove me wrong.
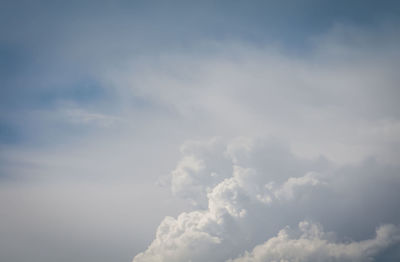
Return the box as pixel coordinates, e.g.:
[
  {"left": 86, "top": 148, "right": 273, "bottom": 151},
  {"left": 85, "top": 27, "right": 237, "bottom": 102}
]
[
  {"left": 133, "top": 137, "right": 400, "bottom": 262},
  {"left": 272, "top": 172, "right": 324, "bottom": 200},
  {"left": 230, "top": 221, "right": 400, "bottom": 262},
  {"left": 170, "top": 138, "right": 233, "bottom": 207}
]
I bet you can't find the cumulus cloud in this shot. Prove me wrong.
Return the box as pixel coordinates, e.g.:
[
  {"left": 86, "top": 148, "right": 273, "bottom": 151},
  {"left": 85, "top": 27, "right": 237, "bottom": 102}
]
[
  {"left": 170, "top": 138, "right": 329, "bottom": 207},
  {"left": 170, "top": 138, "right": 233, "bottom": 207},
  {"left": 270, "top": 172, "right": 324, "bottom": 201},
  {"left": 230, "top": 221, "right": 400, "bottom": 262},
  {"left": 133, "top": 138, "right": 400, "bottom": 262}
]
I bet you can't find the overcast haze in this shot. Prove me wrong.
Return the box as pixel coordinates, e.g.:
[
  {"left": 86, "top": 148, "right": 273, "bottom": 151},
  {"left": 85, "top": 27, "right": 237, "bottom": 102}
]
[{"left": 1, "top": 1, "right": 400, "bottom": 262}]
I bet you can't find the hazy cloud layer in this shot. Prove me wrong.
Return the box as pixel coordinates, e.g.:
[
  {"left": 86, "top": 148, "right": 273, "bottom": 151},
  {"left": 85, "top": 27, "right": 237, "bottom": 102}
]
[
  {"left": 101, "top": 23, "right": 400, "bottom": 165},
  {"left": 1, "top": 1, "right": 400, "bottom": 262}
]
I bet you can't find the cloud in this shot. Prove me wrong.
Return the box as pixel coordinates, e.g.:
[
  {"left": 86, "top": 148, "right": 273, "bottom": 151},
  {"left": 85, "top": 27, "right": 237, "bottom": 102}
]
[
  {"left": 1, "top": 4, "right": 400, "bottom": 261},
  {"left": 170, "top": 138, "right": 233, "bottom": 207},
  {"left": 230, "top": 221, "right": 400, "bottom": 262},
  {"left": 97, "top": 21, "right": 400, "bottom": 166},
  {"left": 133, "top": 138, "right": 400, "bottom": 262},
  {"left": 271, "top": 172, "right": 324, "bottom": 201}
]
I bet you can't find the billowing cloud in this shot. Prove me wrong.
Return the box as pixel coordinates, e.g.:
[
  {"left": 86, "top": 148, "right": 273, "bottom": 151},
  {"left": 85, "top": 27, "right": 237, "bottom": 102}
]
[
  {"left": 133, "top": 138, "right": 400, "bottom": 262},
  {"left": 230, "top": 221, "right": 400, "bottom": 262}
]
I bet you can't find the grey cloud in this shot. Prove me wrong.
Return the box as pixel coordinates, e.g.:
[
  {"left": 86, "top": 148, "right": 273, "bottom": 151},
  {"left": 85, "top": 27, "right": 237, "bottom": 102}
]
[{"left": 101, "top": 23, "right": 400, "bottom": 165}]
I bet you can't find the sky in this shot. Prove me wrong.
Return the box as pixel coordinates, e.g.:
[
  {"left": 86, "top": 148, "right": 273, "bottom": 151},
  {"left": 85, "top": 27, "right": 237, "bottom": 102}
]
[{"left": 1, "top": 1, "right": 400, "bottom": 262}]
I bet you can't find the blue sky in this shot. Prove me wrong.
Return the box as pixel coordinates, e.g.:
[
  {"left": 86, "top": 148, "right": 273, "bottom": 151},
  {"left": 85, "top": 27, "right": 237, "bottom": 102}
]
[
  {"left": 1, "top": 0, "right": 400, "bottom": 146},
  {"left": 1, "top": 1, "right": 400, "bottom": 262}
]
